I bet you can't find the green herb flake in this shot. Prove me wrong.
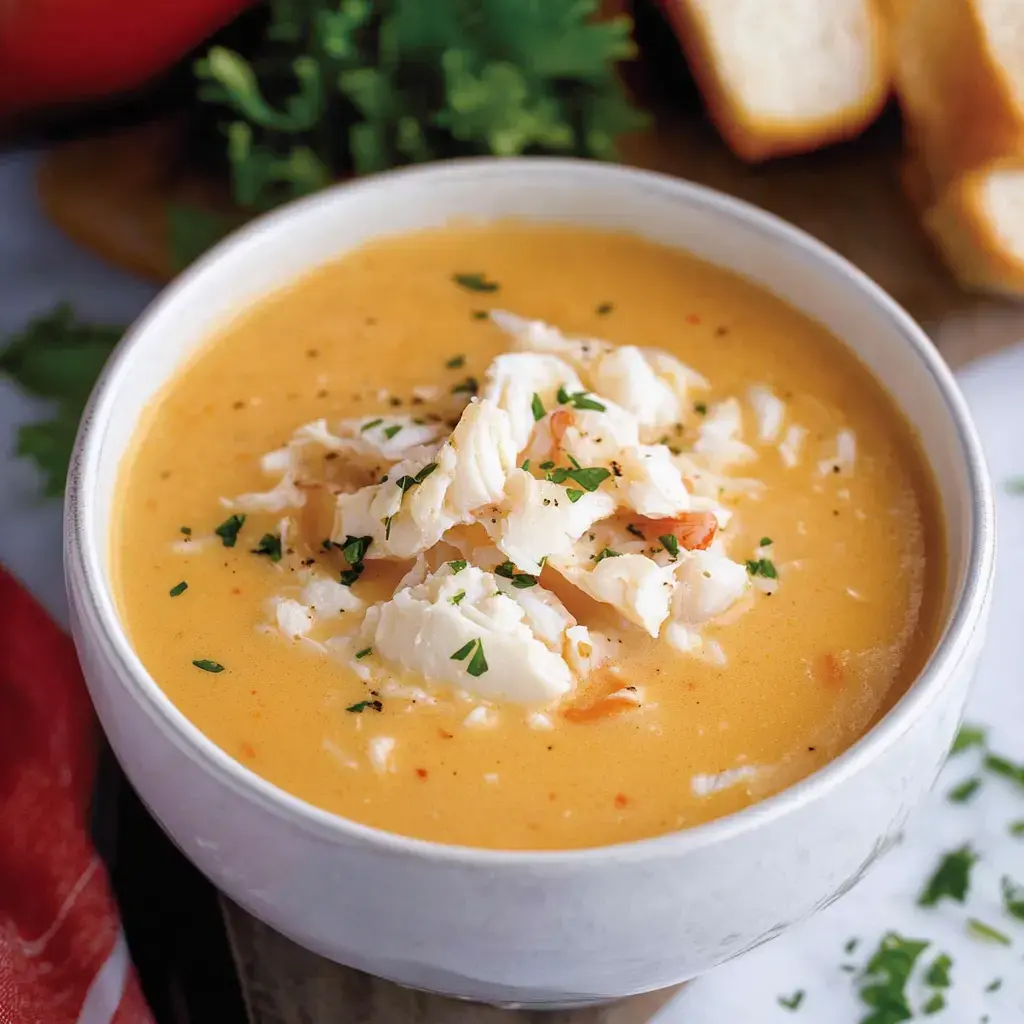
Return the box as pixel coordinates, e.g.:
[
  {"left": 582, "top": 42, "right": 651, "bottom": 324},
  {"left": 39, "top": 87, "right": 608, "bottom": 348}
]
[
  {"left": 521, "top": 458, "right": 532, "bottom": 472},
  {"left": 354, "top": 647, "right": 372, "bottom": 660},
  {"left": 346, "top": 699, "right": 383, "bottom": 713},
  {"left": 777, "top": 990, "right": 804, "bottom": 1011},
  {"left": 844, "top": 938, "right": 859, "bottom": 955},
  {"left": 192, "top": 659, "right": 224, "bottom": 673},
  {"left": 966, "top": 918, "right": 1011, "bottom": 946},
  {"left": 531, "top": 392, "right": 545, "bottom": 421},
  {"left": 924, "top": 952, "right": 952, "bottom": 988},
  {"left": 596, "top": 302, "right": 614, "bottom": 316},
  {"left": 564, "top": 465, "right": 611, "bottom": 492},
  {"left": 180, "top": 526, "right": 192, "bottom": 536},
  {"left": 446, "top": 354, "right": 466, "bottom": 369},
  {"left": 986, "top": 978, "right": 1002, "bottom": 993},
  {"left": 921, "top": 992, "right": 945, "bottom": 1016},
  {"left": 919, "top": 845, "right": 978, "bottom": 907},
  {"left": 1009, "top": 820, "right": 1024, "bottom": 837},
  {"left": 383, "top": 424, "right": 403, "bottom": 440},
  {"left": 360, "top": 417, "right": 384, "bottom": 432},
  {"left": 252, "top": 532, "right": 283, "bottom": 562},
  {"left": 448, "top": 559, "right": 468, "bottom": 573},
  {"left": 557, "top": 386, "right": 606, "bottom": 412},
  {"left": 540, "top": 461, "right": 555, "bottom": 470},
  {"left": 759, "top": 536, "right": 773, "bottom": 547},
  {"left": 951, "top": 723, "right": 988, "bottom": 755},
  {"left": 467, "top": 639, "right": 488, "bottom": 677},
  {"left": 1006, "top": 476, "right": 1024, "bottom": 494},
  {"left": 214, "top": 513, "right": 246, "bottom": 548},
  {"left": 626, "top": 523, "right": 645, "bottom": 538},
  {"left": 341, "top": 535, "right": 372, "bottom": 566},
  {"left": 595, "top": 547, "right": 622, "bottom": 564},
  {"left": 745, "top": 558, "right": 778, "bottom": 579},
  {"left": 660, "top": 534, "right": 680, "bottom": 559},
  {"left": 169, "top": 581, "right": 188, "bottom": 597},
  {"left": 451, "top": 639, "right": 477, "bottom": 661},
  {"left": 984, "top": 751, "right": 1024, "bottom": 789},
  {"left": 1001, "top": 875, "right": 1024, "bottom": 921},
  {"left": 471, "top": 310, "right": 488, "bottom": 321},
  {"left": 384, "top": 515, "right": 394, "bottom": 540},
  {"left": 694, "top": 402, "right": 708, "bottom": 416},
  {"left": 565, "top": 488, "right": 584, "bottom": 503},
  {"left": 450, "top": 590, "right": 466, "bottom": 605},
  {"left": 510, "top": 574, "right": 538, "bottom": 589},
  {"left": 857, "top": 932, "right": 930, "bottom": 1024},
  {"left": 453, "top": 272, "right": 499, "bottom": 293},
  {"left": 451, "top": 376, "right": 479, "bottom": 396},
  {"left": 948, "top": 776, "right": 983, "bottom": 804}
]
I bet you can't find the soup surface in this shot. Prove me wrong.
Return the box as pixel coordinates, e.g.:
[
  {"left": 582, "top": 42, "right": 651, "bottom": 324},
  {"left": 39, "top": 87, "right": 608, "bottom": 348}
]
[{"left": 113, "top": 224, "right": 943, "bottom": 850}]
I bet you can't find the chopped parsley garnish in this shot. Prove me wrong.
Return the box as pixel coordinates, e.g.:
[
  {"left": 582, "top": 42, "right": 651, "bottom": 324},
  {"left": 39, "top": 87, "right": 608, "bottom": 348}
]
[
  {"left": 1001, "top": 875, "right": 1024, "bottom": 920},
  {"left": 192, "top": 659, "right": 224, "bottom": 673},
  {"left": 951, "top": 723, "right": 987, "bottom": 755},
  {"left": 986, "top": 978, "right": 1003, "bottom": 992},
  {"left": 857, "top": 932, "right": 929, "bottom": 1024},
  {"left": 539, "top": 460, "right": 555, "bottom": 470},
  {"left": 252, "top": 533, "right": 283, "bottom": 562},
  {"left": 919, "top": 845, "right": 977, "bottom": 906},
  {"left": 384, "top": 515, "right": 394, "bottom": 540},
  {"left": 494, "top": 561, "right": 538, "bottom": 587},
  {"left": 531, "top": 392, "right": 545, "bottom": 421},
  {"left": 452, "top": 272, "right": 499, "bottom": 293},
  {"left": 450, "top": 590, "right": 466, "bottom": 605},
  {"left": 471, "top": 310, "right": 488, "bottom": 321},
  {"left": 694, "top": 402, "right": 708, "bottom": 415},
  {"left": 595, "top": 547, "right": 622, "bottom": 564},
  {"left": 450, "top": 638, "right": 488, "bottom": 676},
  {"left": 448, "top": 559, "right": 468, "bottom": 573},
  {"left": 383, "top": 424, "right": 403, "bottom": 440},
  {"left": 746, "top": 558, "right": 778, "bottom": 579},
  {"left": 923, "top": 953, "right": 951, "bottom": 988},
  {"left": 169, "top": 581, "right": 188, "bottom": 597},
  {"left": 446, "top": 354, "right": 466, "bottom": 369},
  {"left": 948, "top": 776, "right": 982, "bottom": 803},
  {"left": 1006, "top": 476, "right": 1024, "bottom": 494},
  {"left": 759, "top": 536, "right": 773, "bottom": 546},
  {"left": 339, "top": 534, "right": 372, "bottom": 586},
  {"left": 545, "top": 463, "right": 611, "bottom": 492},
  {"left": 179, "top": 526, "right": 192, "bottom": 535},
  {"left": 596, "top": 302, "right": 614, "bottom": 315},
  {"left": 844, "top": 938, "right": 859, "bottom": 955},
  {"left": 1010, "top": 821, "right": 1024, "bottom": 837},
  {"left": 983, "top": 751, "right": 1024, "bottom": 789},
  {"left": 626, "top": 523, "right": 645, "bottom": 538},
  {"left": 361, "top": 417, "right": 383, "bottom": 432},
  {"left": 556, "top": 385, "right": 606, "bottom": 412},
  {"left": 565, "top": 488, "right": 583, "bottom": 503},
  {"left": 214, "top": 513, "right": 246, "bottom": 547},
  {"left": 660, "top": 534, "right": 680, "bottom": 559},
  {"left": 354, "top": 647, "right": 372, "bottom": 659},
  {"left": 451, "top": 376, "right": 479, "bottom": 396},
  {"left": 346, "top": 699, "right": 382, "bottom": 713},
  {"left": 777, "top": 990, "right": 804, "bottom": 1011},
  {"left": 966, "top": 919, "right": 1011, "bottom": 946},
  {"left": 396, "top": 462, "right": 439, "bottom": 493},
  {"left": 921, "top": 992, "right": 945, "bottom": 1015}
]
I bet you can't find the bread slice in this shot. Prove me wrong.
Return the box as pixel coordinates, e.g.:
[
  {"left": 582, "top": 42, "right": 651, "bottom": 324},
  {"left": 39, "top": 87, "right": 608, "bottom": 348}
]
[
  {"left": 919, "top": 160, "right": 1024, "bottom": 296},
  {"left": 893, "top": 0, "right": 1024, "bottom": 192},
  {"left": 660, "top": 0, "right": 889, "bottom": 161}
]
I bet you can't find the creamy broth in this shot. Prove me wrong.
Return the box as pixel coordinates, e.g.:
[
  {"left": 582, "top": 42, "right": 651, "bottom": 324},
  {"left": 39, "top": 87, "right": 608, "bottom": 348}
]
[{"left": 113, "top": 224, "right": 943, "bottom": 850}]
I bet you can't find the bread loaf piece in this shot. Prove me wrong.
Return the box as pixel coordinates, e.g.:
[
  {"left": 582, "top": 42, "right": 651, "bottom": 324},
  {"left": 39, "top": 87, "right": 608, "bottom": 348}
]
[{"left": 660, "top": 0, "right": 889, "bottom": 161}]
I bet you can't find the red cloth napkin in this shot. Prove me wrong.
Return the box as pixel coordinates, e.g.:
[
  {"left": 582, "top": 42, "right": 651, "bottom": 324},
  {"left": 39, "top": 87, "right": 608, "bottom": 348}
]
[{"left": 0, "top": 566, "right": 154, "bottom": 1024}]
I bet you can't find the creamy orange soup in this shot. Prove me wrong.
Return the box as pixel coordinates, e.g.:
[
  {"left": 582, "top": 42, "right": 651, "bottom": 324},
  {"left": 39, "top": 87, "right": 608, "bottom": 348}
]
[{"left": 113, "top": 224, "right": 942, "bottom": 850}]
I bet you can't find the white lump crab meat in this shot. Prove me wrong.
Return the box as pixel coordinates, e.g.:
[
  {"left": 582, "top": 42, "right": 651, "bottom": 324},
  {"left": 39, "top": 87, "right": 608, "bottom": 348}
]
[
  {"left": 331, "top": 398, "right": 517, "bottom": 559},
  {"left": 355, "top": 563, "right": 594, "bottom": 705},
  {"left": 489, "top": 309, "right": 708, "bottom": 436}
]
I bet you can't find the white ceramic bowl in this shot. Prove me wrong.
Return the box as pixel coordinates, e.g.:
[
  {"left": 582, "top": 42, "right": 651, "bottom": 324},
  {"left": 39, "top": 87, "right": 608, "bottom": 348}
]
[{"left": 65, "top": 158, "right": 995, "bottom": 1009}]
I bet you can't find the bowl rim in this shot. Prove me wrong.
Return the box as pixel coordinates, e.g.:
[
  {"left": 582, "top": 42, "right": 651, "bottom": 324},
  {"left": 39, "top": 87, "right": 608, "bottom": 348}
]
[{"left": 65, "top": 155, "right": 996, "bottom": 867}]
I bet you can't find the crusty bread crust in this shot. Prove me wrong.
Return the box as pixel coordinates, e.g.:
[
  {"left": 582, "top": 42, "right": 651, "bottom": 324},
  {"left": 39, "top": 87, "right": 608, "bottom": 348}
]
[
  {"left": 919, "top": 160, "right": 1024, "bottom": 297},
  {"left": 661, "top": 0, "right": 889, "bottom": 162}
]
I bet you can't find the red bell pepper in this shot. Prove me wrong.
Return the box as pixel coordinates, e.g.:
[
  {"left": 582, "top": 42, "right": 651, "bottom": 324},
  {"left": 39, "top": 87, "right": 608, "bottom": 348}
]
[{"left": 0, "top": 0, "right": 254, "bottom": 117}]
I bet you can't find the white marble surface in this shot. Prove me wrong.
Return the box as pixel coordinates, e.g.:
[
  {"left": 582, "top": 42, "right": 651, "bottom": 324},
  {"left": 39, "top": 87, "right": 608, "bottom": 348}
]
[{"left": 1, "top": 148, "right": 1022, "bottom": 1022}]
